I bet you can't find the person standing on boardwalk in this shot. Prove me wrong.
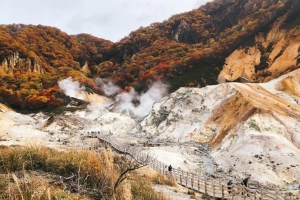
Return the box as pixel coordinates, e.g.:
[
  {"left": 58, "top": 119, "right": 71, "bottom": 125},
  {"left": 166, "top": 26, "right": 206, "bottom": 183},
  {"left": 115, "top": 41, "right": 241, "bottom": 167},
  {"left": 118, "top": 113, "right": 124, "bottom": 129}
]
[
  {"left": 168, "top": 165, "right": 172, "bottom": 174},
  {"left": 227, "top": 180, "right": 233, "bottom": 194},
  {"left": 241, "top": 176, "right": 251, "bottom": 196},
  {"left": 241, "top": 176, "right": 250, "bottom": 187}
]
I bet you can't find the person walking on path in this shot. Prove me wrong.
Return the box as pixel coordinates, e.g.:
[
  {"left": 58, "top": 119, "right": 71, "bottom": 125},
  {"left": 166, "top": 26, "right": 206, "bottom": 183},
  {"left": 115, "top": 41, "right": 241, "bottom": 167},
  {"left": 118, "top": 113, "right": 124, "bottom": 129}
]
[
  {"left": 227, "top": 180, "right": 233, "bottom": 194},
  {"left": 168, "top": 165, "right": 172, "bottom": 174}
]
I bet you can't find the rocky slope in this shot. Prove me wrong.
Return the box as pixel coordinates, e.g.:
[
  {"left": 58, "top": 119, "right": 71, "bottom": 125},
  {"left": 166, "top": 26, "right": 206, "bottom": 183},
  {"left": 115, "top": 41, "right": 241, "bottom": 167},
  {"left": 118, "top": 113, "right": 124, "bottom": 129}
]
[
  {"left": 137, "top": 68, "right": 300, "bottom": 188},
  {"left": 218, "top": 14, "right": 300, "bottom": 83},
  {"left": 1, "top": 69, "right": 300, "bottom": 190},
  {"left": 0, "top": 51, "right": 44, "bottom": 75}
]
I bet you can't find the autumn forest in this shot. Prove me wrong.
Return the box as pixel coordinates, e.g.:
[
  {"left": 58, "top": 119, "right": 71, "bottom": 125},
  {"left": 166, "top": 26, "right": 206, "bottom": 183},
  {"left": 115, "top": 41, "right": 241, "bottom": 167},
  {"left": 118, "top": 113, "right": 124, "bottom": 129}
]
[{"left": 0, "top": 0, "right": 299, "bottom": 111}]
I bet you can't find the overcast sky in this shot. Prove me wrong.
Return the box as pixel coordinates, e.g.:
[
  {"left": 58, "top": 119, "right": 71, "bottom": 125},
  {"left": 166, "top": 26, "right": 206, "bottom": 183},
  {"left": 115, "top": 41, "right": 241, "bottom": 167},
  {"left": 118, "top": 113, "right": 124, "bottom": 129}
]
[{"left": 0, "top": 0, "right": 210, "bottom": 42}]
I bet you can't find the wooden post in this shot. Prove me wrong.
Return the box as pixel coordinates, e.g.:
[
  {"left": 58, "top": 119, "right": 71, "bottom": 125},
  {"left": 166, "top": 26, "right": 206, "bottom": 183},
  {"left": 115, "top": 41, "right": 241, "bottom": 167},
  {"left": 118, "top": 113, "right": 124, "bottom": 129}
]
[
  {"left": 221, "top": 184, "right": 224, "bottom": 200},
  {"left": 180, "top": 174, "right": 182, "bottom": 184},
  {"left": 198, "top": 178, "right": 200, "bottom": 191},
  {"left": 159, "top": 162, "right": 161, "bottom": 173},
  {"left": 173, "top": 169, "right": 175, "bottom": 179},
  {"left": 151, "top": 160, "right": 154, "bottom": 170},
  {"left": 160, "top": 162, "right": 162, "bottom": 174},
  {"left": 213, "top": 181, "right": 215, "bottom": 198},
  {"left": 186, "top": 172, "right": 188, "bottom": 186},
  {"left": 243, "top": 186, "right": 246, "bottom": 200},
  {"left": 191, "top": 176, "right": 193, "bottom": 188}
]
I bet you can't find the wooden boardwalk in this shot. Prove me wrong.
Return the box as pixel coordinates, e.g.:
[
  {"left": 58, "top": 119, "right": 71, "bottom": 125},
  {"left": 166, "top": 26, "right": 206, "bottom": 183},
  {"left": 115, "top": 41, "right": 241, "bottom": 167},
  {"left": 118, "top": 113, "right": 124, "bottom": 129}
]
[{"left": 98, "top": 134, "right": 295, "bottom": 200}]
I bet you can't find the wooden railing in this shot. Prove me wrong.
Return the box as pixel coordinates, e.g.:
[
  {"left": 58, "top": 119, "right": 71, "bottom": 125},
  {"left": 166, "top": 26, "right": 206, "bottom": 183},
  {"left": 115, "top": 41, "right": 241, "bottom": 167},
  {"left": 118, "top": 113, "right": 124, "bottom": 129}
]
[{"left": 97, "top": 135, "right": 295, "bottom": 200}]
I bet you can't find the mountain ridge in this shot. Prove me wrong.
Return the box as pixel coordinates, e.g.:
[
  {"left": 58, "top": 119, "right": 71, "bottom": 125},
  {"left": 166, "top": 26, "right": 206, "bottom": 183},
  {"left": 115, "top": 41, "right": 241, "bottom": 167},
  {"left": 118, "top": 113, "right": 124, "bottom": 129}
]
[
  {"left": 0, "top": 0, "right": 299, "bottom": 112},
  {"left": 1, "top": 0, "right": 300, "bottom": 197}
]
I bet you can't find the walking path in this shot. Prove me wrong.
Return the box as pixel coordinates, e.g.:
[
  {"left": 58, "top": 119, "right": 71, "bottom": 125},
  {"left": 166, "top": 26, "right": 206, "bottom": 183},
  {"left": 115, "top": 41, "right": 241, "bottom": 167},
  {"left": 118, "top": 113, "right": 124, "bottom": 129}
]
[{"left": 98, "top": 134, "right": 296, "bottom": 199}]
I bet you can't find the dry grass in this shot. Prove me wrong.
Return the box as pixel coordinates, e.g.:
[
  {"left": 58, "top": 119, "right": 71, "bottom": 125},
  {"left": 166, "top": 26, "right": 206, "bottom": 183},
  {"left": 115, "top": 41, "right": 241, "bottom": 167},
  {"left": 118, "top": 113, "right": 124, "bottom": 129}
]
[
  {"left": 134, "top": 166, "right": 176, "bottom": 187},
  {"left": 130, "top": 179, "right": 170, "bottom": 200},
  {"left": 0, "top": 171, "right": 87, "bottom": 200},
  {"left": 151, "top": 173, "right": 177, "bottom": 187},
  {"left": 0, "top": 145, "right": 114, "bottom": 198},
  {"left": 0, "top": 145, "right": 170, "bottom": 200}
]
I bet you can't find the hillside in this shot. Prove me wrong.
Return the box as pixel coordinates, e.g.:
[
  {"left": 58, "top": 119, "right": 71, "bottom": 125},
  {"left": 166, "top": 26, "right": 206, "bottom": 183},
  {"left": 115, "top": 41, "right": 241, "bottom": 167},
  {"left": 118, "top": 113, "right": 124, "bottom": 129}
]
[
  {"left": 101, "top": 0, "right": 300, "bottom": 91},
  {"left": 218, "top": 13, "right": 300, "bottom": 83},
  {"left": 0, "top": 0, "right": 299, "bottom": 111},
  {"left": 135, "top": 68, "right": 300, "bottom": 188},
  {"left": 1, "top": 68, "right": 300, "bottom": 193},
  {"left": 0, "top": 25, "right": 113, "bottom": 110}
]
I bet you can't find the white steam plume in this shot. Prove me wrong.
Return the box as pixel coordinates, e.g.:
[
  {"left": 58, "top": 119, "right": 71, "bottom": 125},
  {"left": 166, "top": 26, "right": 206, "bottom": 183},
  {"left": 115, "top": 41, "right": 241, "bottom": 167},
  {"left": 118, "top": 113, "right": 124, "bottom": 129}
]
[
  {"left": 113, "top": 82, "right": 168, "bottom": 118},
  {"left": 58, "top": 77, "right": 86, "bottom": 100},
  {"left": 59, "top": 77, "right": 168, "bottom": 119},
  {"left": 102, "top": 80, "right": 122, "bottom": 96},
  {"left": 95, "top": 78, "right": 122, "bottom": 96}
]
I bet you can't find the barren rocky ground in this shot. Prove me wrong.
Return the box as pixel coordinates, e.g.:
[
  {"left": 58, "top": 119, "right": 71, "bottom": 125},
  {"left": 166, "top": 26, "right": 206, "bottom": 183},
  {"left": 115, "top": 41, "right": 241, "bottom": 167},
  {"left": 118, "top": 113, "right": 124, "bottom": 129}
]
[{"left": 1, "top": 69, "right": 300, "bottom": 198}]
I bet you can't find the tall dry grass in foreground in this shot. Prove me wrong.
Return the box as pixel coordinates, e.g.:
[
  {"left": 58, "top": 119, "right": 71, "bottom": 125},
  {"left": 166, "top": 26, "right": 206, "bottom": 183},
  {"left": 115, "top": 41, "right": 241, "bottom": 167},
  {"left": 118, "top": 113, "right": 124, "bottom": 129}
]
[{"left": 0, "top": 145, "right": 170, "bottom": 200}]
